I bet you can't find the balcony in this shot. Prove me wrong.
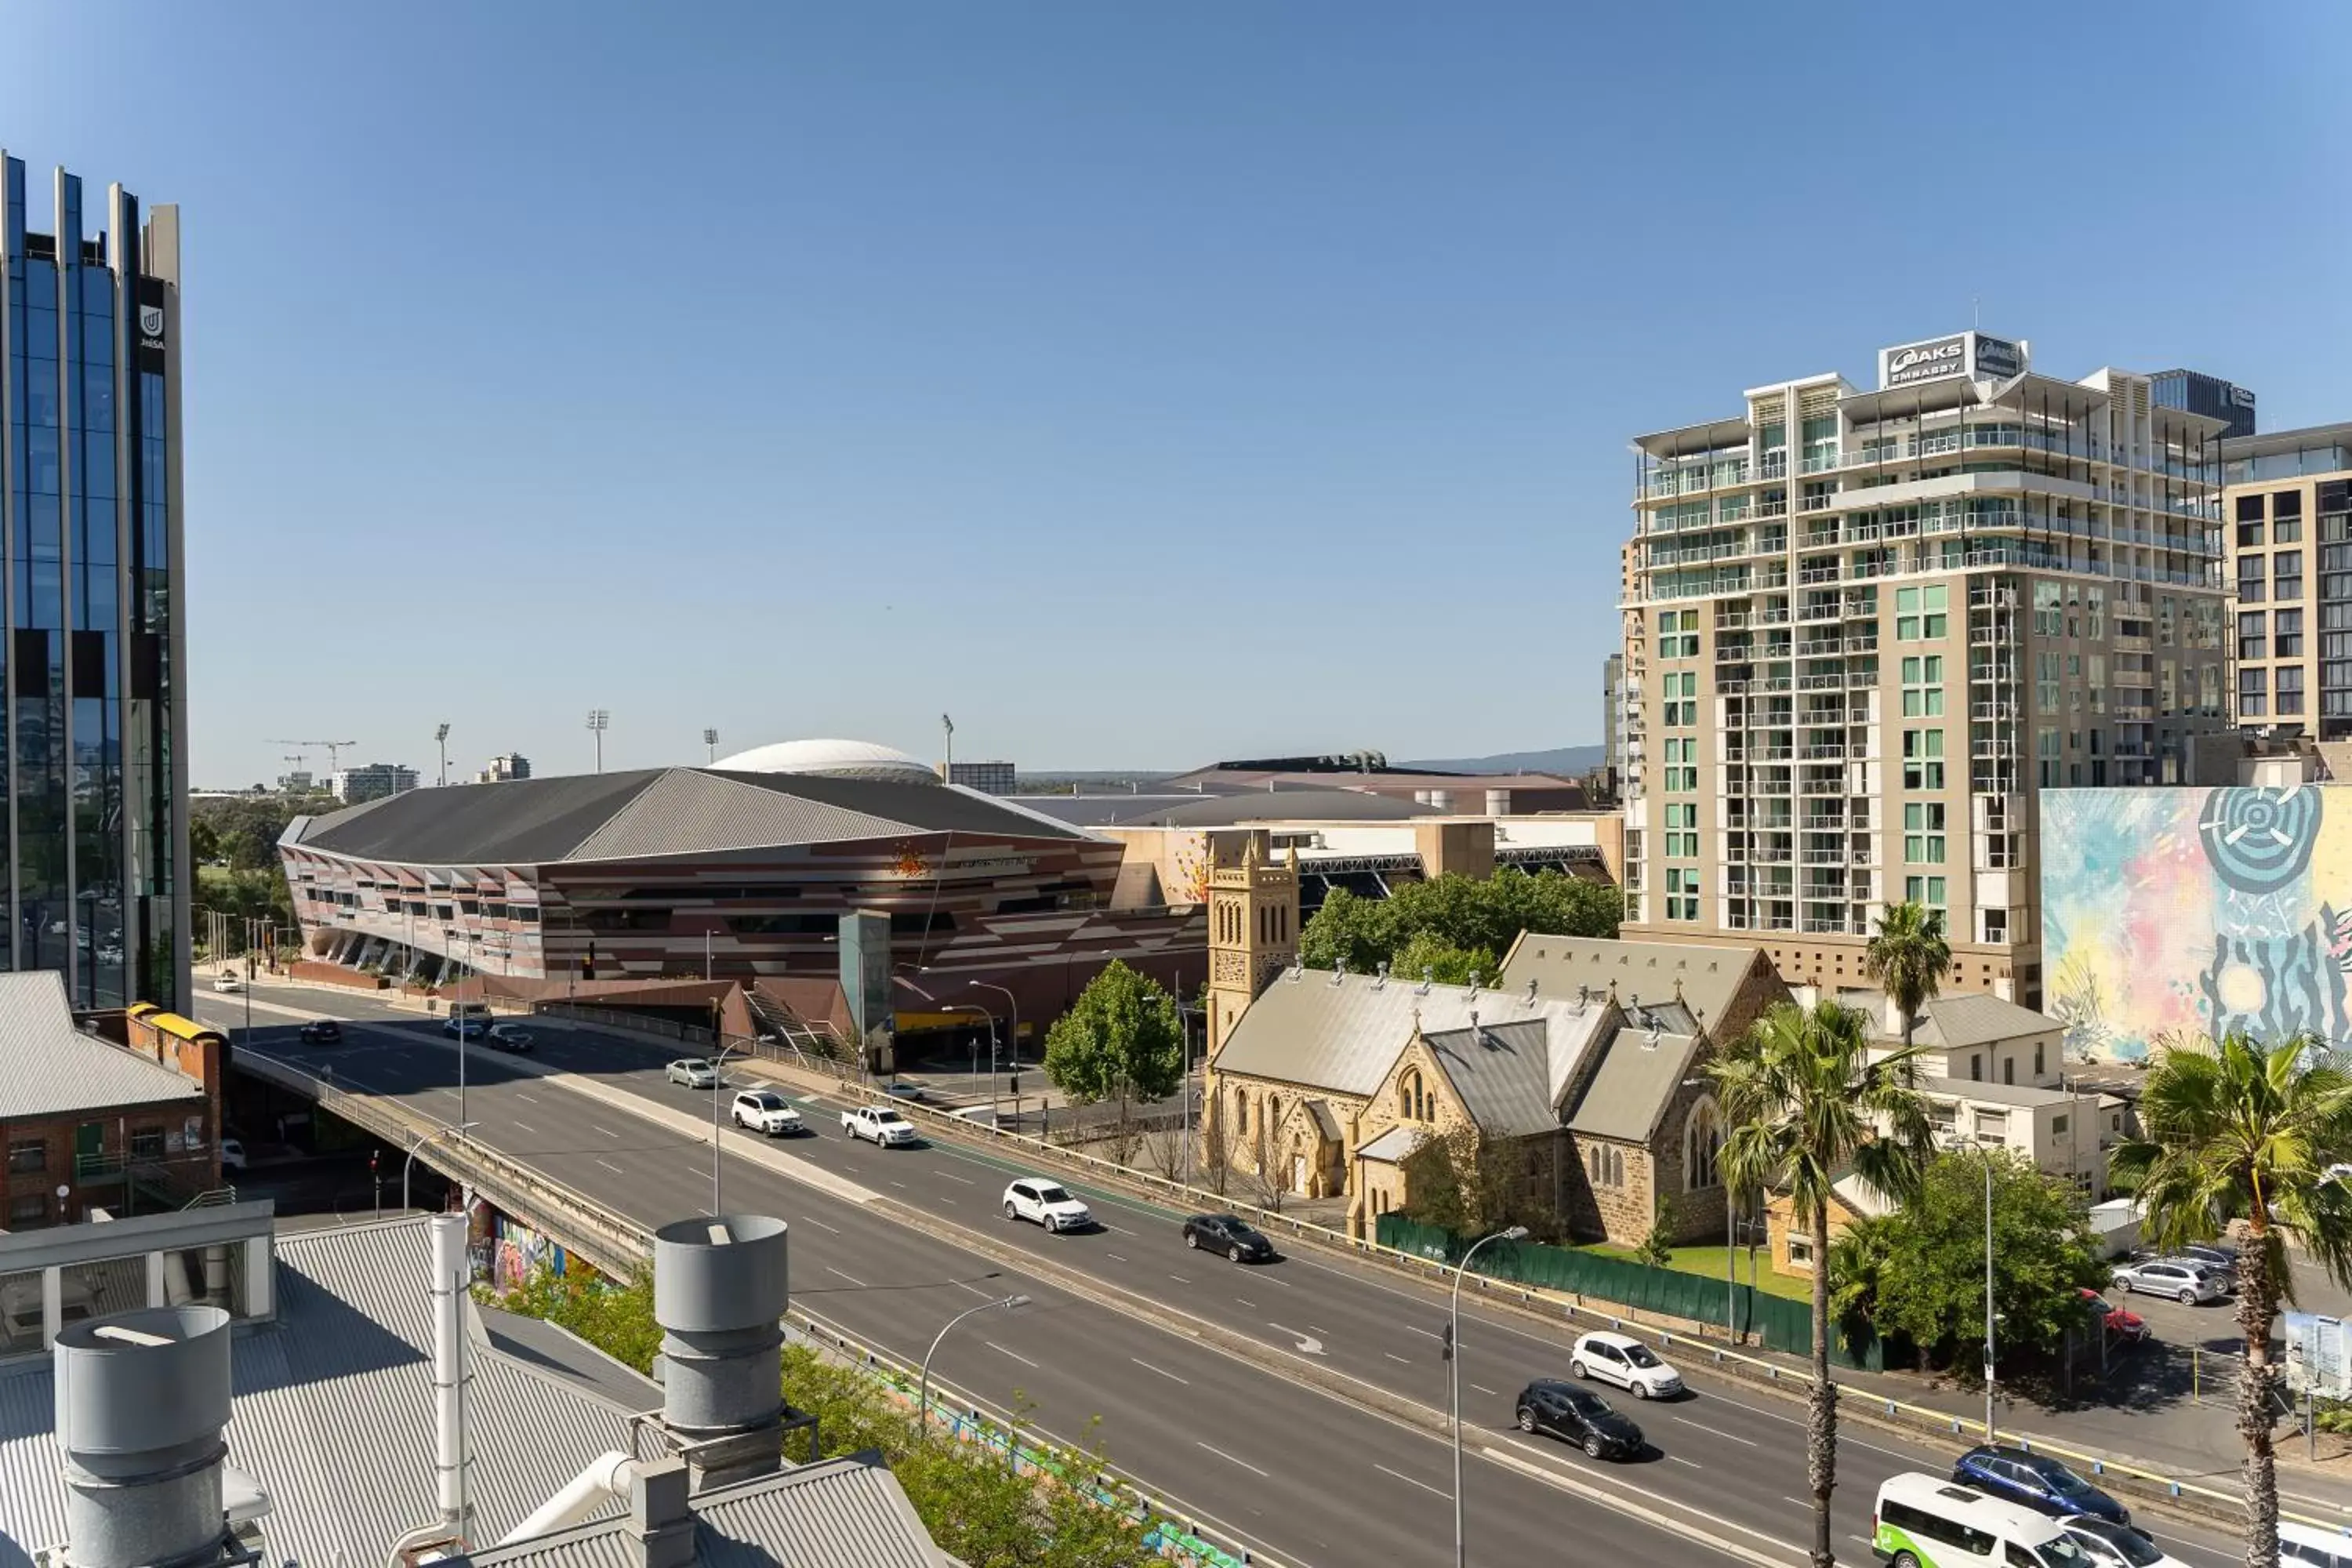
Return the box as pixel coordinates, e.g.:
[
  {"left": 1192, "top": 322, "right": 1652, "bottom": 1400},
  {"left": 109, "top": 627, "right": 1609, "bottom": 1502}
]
[
  {"left": 1847, "top": 669, "right": 1881, "bottom": 689},
  {"left": 1800, "top": 846, "right": 1847, "bottom": 866},
  {"left": 1800, "top": 775, "right": 1849, "bottom": 797},
  {"left": 1798, "top": 601, "right": 1842, "bottom": 623},
  {"left": 1798, "top": 673, "right": 1846, "bottom": 691},
  {"left": 1802, "top": 743, "right": 1848, "bottom": 760},
  {"left": 1850, "top": 844, "right": 1878, "bottom": 866}
]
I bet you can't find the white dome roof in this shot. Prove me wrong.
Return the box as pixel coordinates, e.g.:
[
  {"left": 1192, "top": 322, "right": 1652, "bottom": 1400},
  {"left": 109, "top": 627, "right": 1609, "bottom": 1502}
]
[{"left": 710, "top": 737, "right": 938, "bottom": 781}]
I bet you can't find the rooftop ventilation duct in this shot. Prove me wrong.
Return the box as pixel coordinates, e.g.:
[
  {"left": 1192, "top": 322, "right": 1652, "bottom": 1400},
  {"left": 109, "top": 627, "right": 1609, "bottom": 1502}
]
[
  {"left": 653, "top": 1214, "right": 789, "bottom": 1487},
  {"left": 54, "top": 1306, "right": 235, "bottom": 1568}
]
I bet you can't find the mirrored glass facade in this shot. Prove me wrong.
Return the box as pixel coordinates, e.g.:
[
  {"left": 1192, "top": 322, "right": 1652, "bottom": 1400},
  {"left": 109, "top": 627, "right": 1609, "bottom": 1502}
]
[{"left": 1, "top": 158, "right": 187, "bottom": 1010}]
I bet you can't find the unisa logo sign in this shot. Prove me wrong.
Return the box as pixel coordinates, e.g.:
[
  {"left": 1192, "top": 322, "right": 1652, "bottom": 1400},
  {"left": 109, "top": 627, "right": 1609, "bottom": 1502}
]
[{"left": 138, "top": 304, "right": 165, "bottom": 347}]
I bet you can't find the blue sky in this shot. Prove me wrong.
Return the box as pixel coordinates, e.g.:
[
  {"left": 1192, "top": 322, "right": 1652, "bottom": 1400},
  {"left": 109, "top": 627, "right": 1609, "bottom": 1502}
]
[{"left": 5, "top": 2, "right": 2347, "bottom": 784}]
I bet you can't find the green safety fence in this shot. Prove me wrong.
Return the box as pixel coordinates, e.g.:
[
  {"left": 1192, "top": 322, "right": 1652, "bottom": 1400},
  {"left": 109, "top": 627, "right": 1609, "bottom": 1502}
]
[{"left": 1374, "top": 1214, "right": 1886, "bottom": 1372}]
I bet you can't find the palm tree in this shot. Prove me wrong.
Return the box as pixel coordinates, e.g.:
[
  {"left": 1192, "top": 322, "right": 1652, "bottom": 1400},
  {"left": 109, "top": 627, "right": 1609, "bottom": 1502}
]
[
  {"left": 1863, "top": 900, "right": 1951, "bottom": 1054},
  {"left": 1711, "top": 999, "right": 1936, "bottom": 1568},
  {"left": 2111, "top": 1031, "right": 2352, "bottom": 1568}
]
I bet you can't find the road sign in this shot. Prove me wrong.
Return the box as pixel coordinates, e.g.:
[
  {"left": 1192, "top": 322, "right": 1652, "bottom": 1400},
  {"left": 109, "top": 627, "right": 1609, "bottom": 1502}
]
[{"left": 2285, "top": 1313, "right": 2350, "bottom": 1398}]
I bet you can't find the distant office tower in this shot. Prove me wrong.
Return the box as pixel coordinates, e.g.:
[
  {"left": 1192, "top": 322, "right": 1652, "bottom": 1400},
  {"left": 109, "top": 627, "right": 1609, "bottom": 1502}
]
[
  {"left": 1620, "top": 330, "right": 2230, "bottom": 1004},
  {"left": 332, "top": 764, "right": 420, "bottom": 804},
  {"left": 947, "top": 760, "right": 1018, "bottom": 795},
  {"left": 2220, "top": 422, "right": 2352, "bottom": 735},
  {"left": 2151, "top": 369, "right": 2256, "bottom": 441},
  {"left": 277, "top": 770, "right": 315, "bottom": 796},
  {"left": 2, "top": 156, "right": 187, "bottom": 1010},
  {"left": 475, "top": 753, "right": 531, "bottom": 783}
]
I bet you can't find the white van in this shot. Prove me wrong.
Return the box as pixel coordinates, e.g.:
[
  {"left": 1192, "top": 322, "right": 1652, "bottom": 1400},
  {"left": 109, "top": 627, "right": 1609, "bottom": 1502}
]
[
  {"left": 2281, "top": 1521, "right": 2352, "bottom": 1567},
  {"left": 1873, "top": 1473, "right": 2093, "bottom": 1567}
]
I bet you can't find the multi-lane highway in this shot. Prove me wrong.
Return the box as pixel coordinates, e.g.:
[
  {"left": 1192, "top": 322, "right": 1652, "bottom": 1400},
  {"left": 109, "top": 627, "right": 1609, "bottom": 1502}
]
[{"left": 197, "top": 984, "right": 2252, "bottom": 1568}]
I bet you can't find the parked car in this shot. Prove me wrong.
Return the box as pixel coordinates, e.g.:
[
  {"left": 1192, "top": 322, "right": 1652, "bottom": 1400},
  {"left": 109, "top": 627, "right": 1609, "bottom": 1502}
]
[
  {"left": 297, "top": 1020, "right": 342, "bottom": 1046},
  {"left": 1513, "top": 1380, "right": 1643, "bottom": 1460},
  {"left": 1003, "top": 1178, "right": 1092, "bottom": 1232},
  {"left": 444, "top": 1014, "right": 492, "bottom": 1040},
  {"left": 731, "top": 1090, "right": 804, "bottom": 1136},
  {"left": 666, "top": 1058, "right": 718, "bottom": 1089},
  {"left": 2078, "top": 1288, "right": 2149, "bottom": 1344},
  {"left": 2110, "top": 1256, "right": 2224, "bottom": 1305},
  {"left": 1951, "top": 1445, "right": 2129, "bottom": 1526},
  {"left": 841, "top": 1105, "right": 918, "bottom": 1146},
  {"left": 218, "top": 1138, "right": 247, "bottom": 1173},
  {"left": 484, "top": 1023, "right": 535, "bottom": 1053},
  {"left": 212, "top": 973, "right": 241, "bottom": 993},
  {"left": 2060, "top": 1515, "right": 2186, "bottom": 1567},
  {"left": 1568, "top": 1330, "right": 1684, "bottom": 1399},
  {"left": 882, "top": 1080, "right": 927, "bottom": 1103},
  {"left": 1182, "top": 1213, "right": 1275, "bottom": 1262},
  {"left": 2175, "top": 1242, "right": 2241, "bottom": 1283}
]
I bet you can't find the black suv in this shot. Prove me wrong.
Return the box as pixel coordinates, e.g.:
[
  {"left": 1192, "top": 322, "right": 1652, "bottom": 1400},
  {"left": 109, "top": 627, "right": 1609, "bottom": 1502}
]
[
  {"left": 297, "top": 1020, "right": 342, "bottom": 1045},
  {"left": 1514, "top": 1380, "right": 1643, "bottom": 1460},
  {"left": 1951, "top": 1445, "right": 2128, "bottom": 1526},
  {"left": 1182, "top": 1214, "right": 1275, "bottom": 1262}
]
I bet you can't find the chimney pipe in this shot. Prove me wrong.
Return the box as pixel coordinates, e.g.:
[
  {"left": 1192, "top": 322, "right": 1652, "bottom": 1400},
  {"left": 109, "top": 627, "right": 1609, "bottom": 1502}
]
[
  {"left": 652, "top": 1215, "right": 789, "bottom": 1486},
  {"left": 55, "top": 1305, "right": 234, "bottom": 1568},
  {"left": 427, "top": 1213, "right": 469, "bottom": 1531}
]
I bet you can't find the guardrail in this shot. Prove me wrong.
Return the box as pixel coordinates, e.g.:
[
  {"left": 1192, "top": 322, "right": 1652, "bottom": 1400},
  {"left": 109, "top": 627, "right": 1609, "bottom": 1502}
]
[{"left": 809, "top": 1071, "right": 2336, "bottom": 1534}]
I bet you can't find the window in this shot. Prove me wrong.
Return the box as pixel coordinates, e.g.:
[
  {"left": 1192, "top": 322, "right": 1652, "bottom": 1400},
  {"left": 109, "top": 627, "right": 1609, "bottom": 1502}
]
[
  {"left": 1587, "top": 1145, "right": 1627, "bottom": 1188},
  {"left": 2037, "top": 651, "right": 2061, "bottom": 713},
  {"left": 2240, "top": 611, "right": 2269, "bottom": 661},
  {"left": 2037, "top": 727, "right": 2061, "bottom": 789},
  {"left": 9, "top": 1192, "right": 46, "bottom": 1228},
  {"left": 1661, "top": 670, "right": 1697, "bottom": 727},
  {"left": 1658, "top": 608, "right": 1700, "bottom": 659},
  {"left": 2280, "top": 666, "right": 2307, "bottom": 716},
  {"left": 2052, "top": 1114, "right": 2069, "bottom": 1136},
  {"left": 1904, "top": 802, "right": 1946, "bottom": 864},
  {"left": 2241, "top": 666, "right": 2269, "bottom": 718},
  {"left": 1664, "top": 802, "right": 1698, "bottom": 858},
  {"left": 2278, "top": 608, "right": 2306, "bottom": 658},
  {"left": 1664, "top": 737, "right": 1698, "bottom": 792},
  {"left": 1786, "top": 1235, "right": 1813, "bottom": 1267},
  {"left": 1984, "top": 907, "right": 2008, "bottom": 944},
  {"left": 1666, "top": 867, "right": 1701, "bottom": 921},
  {"left": 1684, "top": 1099, "right": 1722, "bottom": 1189},
  {"left": 1902, "top": 728, "right": 1945, "bottom": 790},
  {"left": 2240, "top": 555, "right": 2267, "bottom": 604},
  {"left": 2032, "top": 580, "right": 2063, "bottom": 637},
  {"left": 2238, "top": 517, "right": 2267, "bottom": 548},
  {"left": 1904, "top": 875, "right": 1947, "bottom": 909},
  {"left": 129, "top": 1127, "right": 165, "bottom": 1162},
  {"left": 1896, "top": 584, "right": 1948, "bottom": 641},
  {"left": 2034, "top": 1041, "right": 2045, "bottom": 1077},
  {"left": 1900, "top": 655, "right": 1944, "bottom": 717},
  {"left": 2003, "top": 1057, "right": 2016, "bottom": 1086},
  {"left": 1233, "top": 1088, "right": 1248, "bottom": 1137},
  {"left": 1970, "top": 1053, "right": 1983, "bottom": 1081},
  {"left": 6, "top": 1139, "right": 42, "bottom": 1174},
  {"left": 2278, "top": 514, "right": 2304, "bottom": 545},
  {"left": 2278, "top": 550, "right": 2306, "bottom": 601},
  {"left": 1399, "top": 1069, "right": 1432, "bottom": 1123}
]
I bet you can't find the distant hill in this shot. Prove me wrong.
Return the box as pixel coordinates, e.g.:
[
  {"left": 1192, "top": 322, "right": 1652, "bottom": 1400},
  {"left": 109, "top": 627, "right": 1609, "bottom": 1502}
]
[{"left": 1397, "top": 746, "right": 1605, "bottom": 776}]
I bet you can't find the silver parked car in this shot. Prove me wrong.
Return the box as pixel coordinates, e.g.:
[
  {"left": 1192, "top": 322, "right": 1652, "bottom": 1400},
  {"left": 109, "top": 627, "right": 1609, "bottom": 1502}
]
[{"left": 2111, "top": 1256, "right": 2224, "bottom": 1305}]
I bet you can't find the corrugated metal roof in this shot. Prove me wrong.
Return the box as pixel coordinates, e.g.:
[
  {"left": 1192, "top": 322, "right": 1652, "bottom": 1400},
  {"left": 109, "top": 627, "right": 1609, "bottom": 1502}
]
[
  {"left": 1425, "top": 1019, "right": 1566, "bottom": 1138},
  {"left": 454, "top": 1455, "right": 949, "bottom": 1568},
  {"left": 571, "top": 771, "right": 915, "bottom": 862},
  {"left": 1832, "top": 987, "right": 2062, "bottom": 1051},
  {"left": 298, "top": 770, "right": 666, "bottom": 863},
  {"left": 0, "top": 1216, "right": 654, "bottom": 1568},
  {"left": 1356, "top": 1123, "right": 1425, "bottom": 1164},
  {"left": 1497, "top": 935, "right": 1773, "bottom": 1037},
  {"left": 0, "top": 971, "right": 203, "bottom": 1119},
  {"left": 1566, "top": 1028, "right": 1704, "bottom": 1144}
]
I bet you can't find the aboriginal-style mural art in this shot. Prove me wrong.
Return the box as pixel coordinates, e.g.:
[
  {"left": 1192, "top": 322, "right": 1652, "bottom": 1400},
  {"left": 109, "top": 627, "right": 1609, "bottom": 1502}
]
[{"left": 2042, "top": 786, "right": 2352, "bottom": 1062}]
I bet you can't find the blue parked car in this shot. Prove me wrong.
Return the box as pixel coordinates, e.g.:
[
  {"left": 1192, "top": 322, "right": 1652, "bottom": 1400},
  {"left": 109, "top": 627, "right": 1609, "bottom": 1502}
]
[{"left": 1951, "top": 1445, "right": 2129, "bottom": 1526}]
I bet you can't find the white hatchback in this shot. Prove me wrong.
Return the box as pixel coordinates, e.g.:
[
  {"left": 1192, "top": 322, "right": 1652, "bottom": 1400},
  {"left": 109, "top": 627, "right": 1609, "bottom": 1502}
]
[
  {"left": 1002, "top": 1178, "right": 1091, "bottom": 1233},
  {"left": 1569, "top": 1331, "right": 1683, "bottom": 1399}
]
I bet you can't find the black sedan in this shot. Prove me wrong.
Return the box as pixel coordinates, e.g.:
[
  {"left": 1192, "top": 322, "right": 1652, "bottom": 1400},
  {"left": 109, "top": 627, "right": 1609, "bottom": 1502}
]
[
  {"left": 1515, "top": 1380, "right": 1644, "bottom": 1460},
  {"left": 297, "top": 1020, "right": 342, "bottom": 1045},
  {"left": 1182, "top": 1213, "right": 1276, "bottom": 1262}
]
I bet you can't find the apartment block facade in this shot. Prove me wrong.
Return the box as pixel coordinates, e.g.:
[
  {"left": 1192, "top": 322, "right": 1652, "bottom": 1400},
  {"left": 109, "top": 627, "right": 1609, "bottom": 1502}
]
[
  {"left": 2220, "top": 423, "right": 2352, "bottom": 735},
  {"left": 1619, "top": 332, "right": 2231, "bottom": 1004}
]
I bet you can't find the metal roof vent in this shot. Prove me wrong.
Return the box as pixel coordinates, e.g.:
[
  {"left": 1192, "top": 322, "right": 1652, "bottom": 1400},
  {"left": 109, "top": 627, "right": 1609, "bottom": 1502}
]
[
  {"left": 54, "top": 1305, "right": 237, "bottom": 1568},
  {"left": 653, "top": 1214, "right": 789, "bottom": 1488}
]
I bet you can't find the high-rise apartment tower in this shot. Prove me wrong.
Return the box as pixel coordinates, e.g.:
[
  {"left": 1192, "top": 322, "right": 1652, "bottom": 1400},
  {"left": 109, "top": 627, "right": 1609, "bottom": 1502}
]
[{"left": 1618, "top": 332, "right": 2230, "bottom": 1004}]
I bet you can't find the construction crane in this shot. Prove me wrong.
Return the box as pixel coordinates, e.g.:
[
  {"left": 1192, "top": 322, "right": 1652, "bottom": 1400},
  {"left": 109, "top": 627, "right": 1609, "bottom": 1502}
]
[{"left": 269, "top": 739, "right": 360, "bottom": 774}]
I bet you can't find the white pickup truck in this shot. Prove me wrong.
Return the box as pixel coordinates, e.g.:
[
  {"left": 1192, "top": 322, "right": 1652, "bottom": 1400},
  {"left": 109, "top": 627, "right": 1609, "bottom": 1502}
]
[{"left": 841, "top": 1105, "right": 919, "bottom": 1147}]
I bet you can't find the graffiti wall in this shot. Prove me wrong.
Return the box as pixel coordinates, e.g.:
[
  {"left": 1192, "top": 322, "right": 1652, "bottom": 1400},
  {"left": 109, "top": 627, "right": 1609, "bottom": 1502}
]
[{"left": 2042, "top": 786, "right": 2352, "bottom": 1062}]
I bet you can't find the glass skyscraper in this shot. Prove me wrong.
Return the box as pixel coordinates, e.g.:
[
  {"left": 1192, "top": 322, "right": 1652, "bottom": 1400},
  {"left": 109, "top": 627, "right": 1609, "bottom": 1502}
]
[{"left": 2, "top": 157, "right": 187, "bottom": 1011}]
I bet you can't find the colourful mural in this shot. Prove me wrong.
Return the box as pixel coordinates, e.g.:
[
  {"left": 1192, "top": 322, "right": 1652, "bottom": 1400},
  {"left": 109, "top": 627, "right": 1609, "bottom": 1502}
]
[{"left": 2042, "top": 785, "right": 2352, "bottom": 1062}]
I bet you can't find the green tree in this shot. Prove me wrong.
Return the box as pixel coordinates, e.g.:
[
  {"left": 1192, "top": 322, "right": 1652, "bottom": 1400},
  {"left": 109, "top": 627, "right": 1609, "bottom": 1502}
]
[
  {"left": 1386, "top": 929, "right": 1496, "bottom": 988},
  {"left": 220, "top": 830, "right": 267, "bottom": 872},
  {"left": 1399, "top": 1122, "right": 1520, "bottom": 1238},
  {"left": 1297, "top": 887, "right": 1393, "bottom": 975},
  {"left": 2111, "top": 1030, "right": 2352, "bottom": 1568},
  {"left": 1862, "top": 901, "right": 1951, "bottom": 1053},
  {"left": 1838, "top": 1151, "right": 2107, "bottom": 1370},
  {"left": 1711, "top": 1000, "right": 1935, "bottom": 1568},
  {"left": 1297, "top": 867, "right": 1618, "bottom": 978},
  {"left": 1041, "top": 960, "right": 1184, "bottom": 1127},
  {"left": 189, "top": 817, "right": 220, "bottom": 866},
  {"left": 1634, "top": 1189, "right": 1679, "bottom": 1269}
]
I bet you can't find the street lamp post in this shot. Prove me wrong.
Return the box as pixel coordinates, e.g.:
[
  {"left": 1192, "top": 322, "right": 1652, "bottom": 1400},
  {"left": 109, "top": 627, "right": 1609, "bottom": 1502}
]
[
  {"left": 708, "top": 1038, "right": 751, "bottom": 1214},
  {"left": 1980, "top": 1142, "right": 1997, "bottom": 1442},
  {"left": 1450, "top": 1224, "right": 1529, "bottom": 1568},
  {"left": 969, "top": 981, "right": 1020, "bottom": 1112},
  {"left": 916, "top": 1293, "right": 1029, "bottom": 1436},
  {"left": 939, "top": 1004, "right": 988, "bottom": 1094},
  {"left": 402, "top": 1122, "right": 479, "bottom": 1212}
]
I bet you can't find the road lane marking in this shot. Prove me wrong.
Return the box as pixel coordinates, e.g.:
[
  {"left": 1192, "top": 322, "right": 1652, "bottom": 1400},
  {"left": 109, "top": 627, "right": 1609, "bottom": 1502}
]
[
  {"left": 515, "top": 1091, "right": 539, "bottom": 1103},
  {"left": 1170, "top": 1274, "right": 1192, "bottom": 1285},
  {"left": 1470, "top": 1383, "right": 1499, "bottom": 1396},
  {"left": 1386, "top": 1352, "right": 1413, "bottom": 1365},
  {"left": 1669, "top": 1456, "right": 1703, "bottom": 1469},
  {"left": 1676, "top": 1416, "right": 1754, "bottom": 1446},
  {"left": 512, "top": 1122, "right": 536, "bottom": 1134},
  {"left": 1105, "top": 1252, "right": 1129, "bottom": 1262},
  {"left": 938, "top": 1172, "right": 974, "bottom": 1185},
  {"left": 797, "top": 1217, "right": 841, "bottom": 1235},
  {"left": 593, "top": 1125, "right": 620, "bottom": 1138},
  {"left": 890, "top": 1180, "right": 909, "bottom": 1189},
  {"left": 1194, "top": 1440, "right": 1269, "bottom": 1479},
  {"left": 823, "top": 1265, "right": 867, "bottom": 1287},
  {"left": 1782, "top": 1497, "right": 1809, "bottom": 1510},
  {"left": 987, "top": 1341, "right": 1039, "bottom": 1369},
  {"left": 596, "top": 1159, "right": 625, "bottom": 1175},
  {"left": 1131, "top": 1358, "right": 1191, "bottom": 1385},
  {"left": 1235, "top": 1298, "right": 1255, "bottom": 1308},
  {"left": 1372, "top": 1463, "right": 1447, "bottom": 1499},
  {"left": 954, "top": 1279, "right": 997, "bottom": 1299}
]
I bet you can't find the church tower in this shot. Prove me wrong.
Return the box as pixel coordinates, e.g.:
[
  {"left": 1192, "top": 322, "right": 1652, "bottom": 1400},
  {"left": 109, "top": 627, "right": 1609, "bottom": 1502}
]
[{"left": 1204, "top": 828, "right": 1299, "bottom": 1059}]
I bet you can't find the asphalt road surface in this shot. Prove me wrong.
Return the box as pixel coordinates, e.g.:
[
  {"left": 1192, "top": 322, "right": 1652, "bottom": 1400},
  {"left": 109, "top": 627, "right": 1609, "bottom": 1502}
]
[{"left": 198, "top": 986, "right": 2254, "bottom": 1568}]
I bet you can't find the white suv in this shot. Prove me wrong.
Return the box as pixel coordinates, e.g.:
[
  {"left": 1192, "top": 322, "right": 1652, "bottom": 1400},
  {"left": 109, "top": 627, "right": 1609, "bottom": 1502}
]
[
  {"left": 1002, "top": 1178, "right": 1091, "bottom": 1233},
  {"left": 1569, "top": 1331, "right": 1683, "bottom": 1399},
  {"left": 730, "top": 1090, "right": 803, "bottom": 1136}
]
